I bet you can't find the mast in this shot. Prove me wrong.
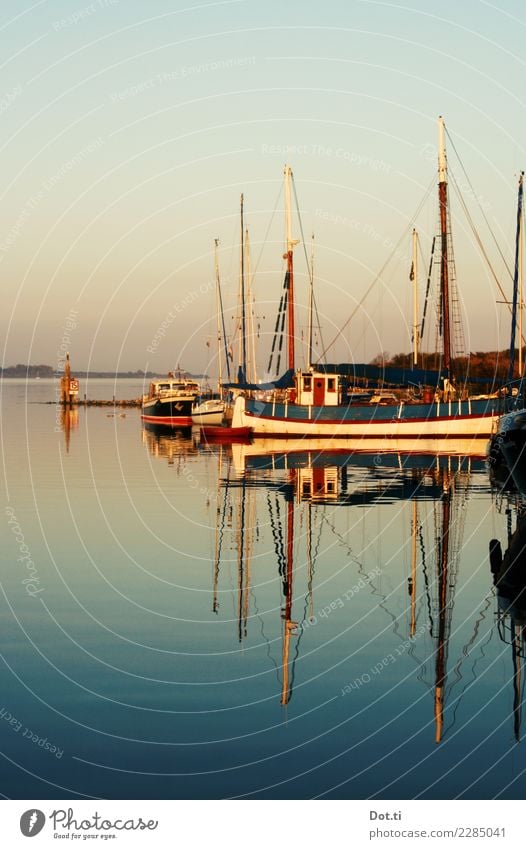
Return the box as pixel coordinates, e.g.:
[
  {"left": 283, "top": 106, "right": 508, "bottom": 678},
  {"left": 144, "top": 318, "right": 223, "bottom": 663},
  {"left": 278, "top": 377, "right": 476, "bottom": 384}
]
[
  {"left": 281, "top": 469, "right": 297, "bottom": 705},
  {"left": 245, "top": 227, "right": 257, "bottom": 384},
  {"left": 284, "top": 166, "right": 299, "bottom": 374},
  {"left": 212, "top": 445, "right": 223, "bottom": 614},
  {"left": 520, "top": 199, "right": 524, "bottom": 377},
  {"left": 240, "top": 193, "right": 247, "bottom": 383},
  {"left": 512, "top": 624, "right": 523, "bottom": 742},
  {"left": 214, "top": 239, "right": 222, "bottom": 391},
  {"left": 438, "top": 116, "right": 452, "bottom": 375},
  {"left": 434, "top": 473, "right": 452, "bottom": 744},
  {"left": 411, "top": 228, "right": 420, "bottom": 367},
  {"left": 308, "top": 233, "right": 315, "bottom": 369},
  {"left": 410, "top": 499, "right": 417, "bottom": 637},
  {"left": 508, "top": 172, "right": 524, "bottom": 384},
  {"left": 215, "top": 239, "right": 232, "bottom": 384}
]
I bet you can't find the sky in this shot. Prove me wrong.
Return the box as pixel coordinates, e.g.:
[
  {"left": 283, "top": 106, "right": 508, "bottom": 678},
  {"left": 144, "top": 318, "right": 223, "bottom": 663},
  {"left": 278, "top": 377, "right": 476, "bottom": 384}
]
[{"left": 1, "top": 0, "right": 525, "bottom": 375}]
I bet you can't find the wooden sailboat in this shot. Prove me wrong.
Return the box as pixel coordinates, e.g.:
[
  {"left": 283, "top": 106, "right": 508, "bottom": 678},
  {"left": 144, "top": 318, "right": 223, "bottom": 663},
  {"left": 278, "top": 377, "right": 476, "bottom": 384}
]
[{"left": 232, "top": 122, "right": 502, "bottom": 439}]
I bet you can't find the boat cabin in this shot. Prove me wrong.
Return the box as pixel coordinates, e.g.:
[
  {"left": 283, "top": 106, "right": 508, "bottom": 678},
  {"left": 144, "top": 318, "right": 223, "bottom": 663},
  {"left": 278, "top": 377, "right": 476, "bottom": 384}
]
[
  {"left": 295, "top": 370, "right": 342, "bottom": 406},
  {"left": 146, "top": 379, "right": 200, "bottom": 399}
]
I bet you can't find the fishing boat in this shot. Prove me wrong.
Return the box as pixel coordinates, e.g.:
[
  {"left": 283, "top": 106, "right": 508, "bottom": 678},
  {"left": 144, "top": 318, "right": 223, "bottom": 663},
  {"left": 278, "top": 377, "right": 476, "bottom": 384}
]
[
  {"left": 231, "top": 121, "right": 503, "bottom": 439},
  {"left": 141, "top": 373, "right": 200, "bottom": 427}
]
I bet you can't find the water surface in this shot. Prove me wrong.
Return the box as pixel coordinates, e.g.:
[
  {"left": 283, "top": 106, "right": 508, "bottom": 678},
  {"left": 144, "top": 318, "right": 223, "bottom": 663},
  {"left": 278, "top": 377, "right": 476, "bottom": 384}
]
[{"left": 1, "top": 379, "right": 524, "bottom": 799}]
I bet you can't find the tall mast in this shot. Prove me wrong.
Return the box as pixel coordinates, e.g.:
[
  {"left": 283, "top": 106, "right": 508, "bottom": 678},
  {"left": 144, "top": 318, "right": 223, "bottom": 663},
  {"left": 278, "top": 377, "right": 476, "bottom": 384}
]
[
  {"left": 284, "top": 166, "right": 299, "bottom": 374},
  {"left": 214, "top": 238, "right": 222, "bottom": 390},
  {"left": 411, "top": 228, "right": 420, "bottom": 367},
  {"left": 308, "top": 233, "right": 315, "bottom": 369},
  {"left": 520, "top": 198, "right": 524, "bottom": 377},
  {"left": 240, "top": 193, "right": 247, "bottom": 383},
  {"left": 438, "top": 116, "right": 452, "bottom": 375},
  {"left": 508, "top": 172, "right": 524, "bottom": 384},
  {"left": 245, "top": 227, "right": 257, "bottom": 384}
]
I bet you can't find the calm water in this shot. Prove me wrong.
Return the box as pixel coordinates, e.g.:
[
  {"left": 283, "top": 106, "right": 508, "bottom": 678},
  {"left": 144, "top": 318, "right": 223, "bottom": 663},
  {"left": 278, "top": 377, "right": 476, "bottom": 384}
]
[{"left": 1, "top": 379, "right": 525, "bottom": 799}]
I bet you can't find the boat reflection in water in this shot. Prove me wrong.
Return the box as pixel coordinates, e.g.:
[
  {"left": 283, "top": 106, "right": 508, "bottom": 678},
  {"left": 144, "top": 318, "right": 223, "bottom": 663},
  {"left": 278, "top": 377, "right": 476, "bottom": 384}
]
[
  {"left": 490, "top": 508, "right": 526, "bottom": 741},
  {"left": 215, "top": 435, "right": 488, "bottom": 730},
  {"left": 142, "top": 423, "right": 198, "bottom": 466}
]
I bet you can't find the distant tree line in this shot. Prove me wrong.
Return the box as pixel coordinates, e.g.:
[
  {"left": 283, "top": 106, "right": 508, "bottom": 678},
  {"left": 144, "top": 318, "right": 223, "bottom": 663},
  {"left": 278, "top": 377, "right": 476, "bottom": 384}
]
[
  {"left": 372, "top": 350, "right": 524, "bottom": 383},
  {"left": 0, "top": 364, "right": 206, "bottom": 379}
]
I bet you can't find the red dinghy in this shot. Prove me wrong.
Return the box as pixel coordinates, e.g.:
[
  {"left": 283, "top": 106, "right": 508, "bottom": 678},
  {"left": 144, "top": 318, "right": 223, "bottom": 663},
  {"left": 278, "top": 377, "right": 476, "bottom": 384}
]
[{"left": 200, "top": 425, "right": 252, "bottom": 443}]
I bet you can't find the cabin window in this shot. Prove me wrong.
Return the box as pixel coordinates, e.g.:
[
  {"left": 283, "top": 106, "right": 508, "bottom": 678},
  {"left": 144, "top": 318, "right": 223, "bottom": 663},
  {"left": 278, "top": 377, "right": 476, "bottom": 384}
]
[
  {"left": 303, "top": 376, "right": 312, "bottom": 392},
  {"left": 327, "top": 378, "right": 336, "bottom": 392},
  {"left": 159, "top": 383, "right": 170, "bottom": 390},
  {"left": 302, "top": 482, "right": 311, "bottom": 496},
  {"left": 327, "top": 481, "right": 335, "bottom": 493}
]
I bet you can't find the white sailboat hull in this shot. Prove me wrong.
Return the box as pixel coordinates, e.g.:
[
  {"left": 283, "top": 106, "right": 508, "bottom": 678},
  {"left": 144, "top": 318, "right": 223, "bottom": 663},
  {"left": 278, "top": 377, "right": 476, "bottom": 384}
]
[
  {"left": 232, "top": 395, "right": 499, "bottom": 439},
  {"left": 191, "top": 399, "right": 225, "bottom": 426}
]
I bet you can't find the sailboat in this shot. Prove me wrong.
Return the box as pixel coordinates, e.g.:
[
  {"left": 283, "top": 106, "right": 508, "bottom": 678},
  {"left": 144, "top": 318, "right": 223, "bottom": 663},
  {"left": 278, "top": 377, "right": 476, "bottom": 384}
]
[{"left": 232, "top": 120, "right": 502, "bottom": 440}]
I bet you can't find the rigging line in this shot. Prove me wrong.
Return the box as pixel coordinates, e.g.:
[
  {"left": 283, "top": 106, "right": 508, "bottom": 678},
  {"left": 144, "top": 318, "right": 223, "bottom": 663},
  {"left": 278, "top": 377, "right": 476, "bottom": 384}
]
[
  {"left": 267, "top": 289, "right": 285, "bottom": 372},
  {"left": 448, "top": 169, "right": 526, "bottom": 351},
  {"left": 290, "top": 176, "right": 328, "bottom": 363},
  {"left": 419, "top": 511, "right": 435, "bottom": 638},
  {"left": 251, "top": 182, "right": 284, "bottom": 278},
  {"left": 420, "top": 236, "right": 435, "bottom": 340},
  {"left": 250, "top": 585, "right": 280, "bottom": 679},
  {"left": 443, "top": 594, "right": 494, "bottom": 735},
  {"left": 317, "top": 176, "right": 436, "bottom": 362},
  {"left": 445, "top": 127, "right": 513, "bottom": 280},
  {"left": 319, "top": 513, "right": 362, "bottom": 566},
  {"left": 217, "top": 254, "right": 232, "bottom": 383},
  {"left": 275, "top": 285, "right": 288, "bottom": 374},
  {"left": 268, "top": 272, "right": 288, "bottom": 374},
  {"left": 312, "top": 290, "right": 327, "bottom": 364}
]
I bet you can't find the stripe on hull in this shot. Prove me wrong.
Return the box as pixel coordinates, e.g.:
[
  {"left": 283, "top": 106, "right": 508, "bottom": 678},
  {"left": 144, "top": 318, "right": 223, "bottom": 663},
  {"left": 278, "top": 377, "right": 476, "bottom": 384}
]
[{"left": 141, "top": 414, "right": 192, "bottom": 426}]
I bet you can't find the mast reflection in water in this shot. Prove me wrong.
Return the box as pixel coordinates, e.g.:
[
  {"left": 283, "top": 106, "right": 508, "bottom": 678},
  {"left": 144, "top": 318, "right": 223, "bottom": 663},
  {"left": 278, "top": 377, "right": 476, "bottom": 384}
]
[{"left": 209, "top": 436, "right": 490, "bottom": 743}]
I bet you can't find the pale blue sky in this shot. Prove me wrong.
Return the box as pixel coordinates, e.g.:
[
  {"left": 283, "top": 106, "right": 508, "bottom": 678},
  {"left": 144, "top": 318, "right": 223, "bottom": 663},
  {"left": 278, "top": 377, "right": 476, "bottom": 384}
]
[{"left": 1, "top": 0, "right": 525, "bottom": 373}]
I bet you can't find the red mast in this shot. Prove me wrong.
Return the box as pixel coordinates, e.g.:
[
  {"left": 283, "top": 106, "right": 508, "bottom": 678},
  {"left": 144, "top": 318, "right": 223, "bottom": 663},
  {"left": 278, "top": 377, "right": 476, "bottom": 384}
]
[
  {"left": 284, "top": 166, "right": 299, "bottom": 374},
  {"left": 438, "top": 116, "right": 452, "bottom": 375}
]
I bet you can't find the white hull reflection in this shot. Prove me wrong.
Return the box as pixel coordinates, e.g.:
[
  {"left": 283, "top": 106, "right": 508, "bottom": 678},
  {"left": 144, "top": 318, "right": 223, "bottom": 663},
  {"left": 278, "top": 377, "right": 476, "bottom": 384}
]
[{"left": 231, "top": 435, "right": 489, "bottom": 474}]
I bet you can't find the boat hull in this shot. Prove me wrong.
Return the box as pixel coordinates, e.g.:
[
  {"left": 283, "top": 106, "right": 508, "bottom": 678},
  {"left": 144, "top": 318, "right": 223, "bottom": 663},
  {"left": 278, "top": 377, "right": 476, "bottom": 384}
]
[
  {"left": 200, "top": 425, "right": 252, "bottom": 443},
  {"left": 141, "top": 397, "right": 193, "bottom": 427},
  {"left": 191, "top": 401, "right": 225, "bottom": 426},
  {"left": 231, "top": 395, "right": 501, "bottom": 438}
]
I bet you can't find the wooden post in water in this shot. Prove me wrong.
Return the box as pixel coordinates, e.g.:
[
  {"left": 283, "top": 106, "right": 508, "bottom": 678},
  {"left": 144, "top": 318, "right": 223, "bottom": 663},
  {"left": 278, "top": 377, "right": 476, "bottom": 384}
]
[{"left": 60, "top": 353, "right": 79, "bottom": 406}]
